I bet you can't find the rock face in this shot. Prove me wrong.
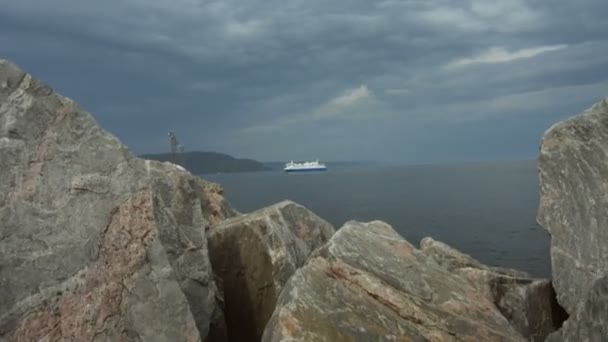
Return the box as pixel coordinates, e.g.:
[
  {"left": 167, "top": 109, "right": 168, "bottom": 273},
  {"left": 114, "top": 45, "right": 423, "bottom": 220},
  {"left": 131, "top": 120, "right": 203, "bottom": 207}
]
[
  {"left": 0, "top": 59, "right": 236, "bottom": 341},
  {"left": 421, "top": 237, "right": 567, "bottom": 342},
  {"left": 537, "top": 97, "right": 608, "bottom": 314},
  {"left": 208, "top": 201, "right": 334, "bottom": 342},
  {"left": 537, "top": 97, "right": 608, "bottom": 340},
  {"left": 262, "top": 221, "right": 535, "bottom": 342}
]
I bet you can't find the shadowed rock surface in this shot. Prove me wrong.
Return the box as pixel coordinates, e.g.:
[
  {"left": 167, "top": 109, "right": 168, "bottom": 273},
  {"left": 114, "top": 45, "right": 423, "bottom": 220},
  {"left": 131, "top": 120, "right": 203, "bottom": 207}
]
[
  {"left": 262, "top": 221, "right": 531, "bottom": 342},
  {"left": 537, "top": 97, "right": 608, "bottom": 314},
  {"left": 546, "top": 275, "right": 608, "bottom": 342},
  {"left": 421, "top": 237, "right": 567, "bottom": 341},
  {"left": 208, "top": 200, "right": 335, "bottom": 342},
  {"left": 0, "top": 59, "right": 236, "bottom": 341}
]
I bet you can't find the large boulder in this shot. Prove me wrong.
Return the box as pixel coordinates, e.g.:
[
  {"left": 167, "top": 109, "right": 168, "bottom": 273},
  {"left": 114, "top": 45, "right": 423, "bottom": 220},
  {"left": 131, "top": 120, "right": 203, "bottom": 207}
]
[
  {"left": 262, "top": 221, "right": 531, "bottom": 341},
  {"left": 538, "top": 99, "right": 608, "bottom": 313},
  {"left": 208, "top": 200, "right": 335, "bottom": 342},
  {"left": 421, "top": 237, "right": 567, "bottom": 341},
  {"left": 0, "top": 59, "right": 236, "bottom": 341},
  {"left": 537, "top": 97, "right": 608, "bottom": 339},
  {"left": 537, "top": 97, "right": 608, "bottom": 313}
]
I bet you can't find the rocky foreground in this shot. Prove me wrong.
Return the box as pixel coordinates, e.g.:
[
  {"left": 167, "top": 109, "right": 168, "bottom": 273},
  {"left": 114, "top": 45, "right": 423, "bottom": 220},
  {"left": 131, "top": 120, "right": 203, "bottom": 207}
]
[
  {"left": 0, "top": 58, "right": 606, "bottom": 341},
  {"left": 263, "top": 222, "right": 562, "bottom": 342}
]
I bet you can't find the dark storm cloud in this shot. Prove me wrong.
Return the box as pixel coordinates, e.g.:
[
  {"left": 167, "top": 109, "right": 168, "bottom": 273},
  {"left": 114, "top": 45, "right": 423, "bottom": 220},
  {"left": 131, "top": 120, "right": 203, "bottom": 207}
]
[{"left": 1, "top": 0, "right": 607, "bottom": 161}]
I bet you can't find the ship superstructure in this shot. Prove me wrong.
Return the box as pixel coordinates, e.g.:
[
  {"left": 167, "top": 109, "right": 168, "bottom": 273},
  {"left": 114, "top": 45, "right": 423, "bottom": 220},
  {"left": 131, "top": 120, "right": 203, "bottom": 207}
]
[{"left": 284, "top": 160, "right": 328, "bottom": 172}]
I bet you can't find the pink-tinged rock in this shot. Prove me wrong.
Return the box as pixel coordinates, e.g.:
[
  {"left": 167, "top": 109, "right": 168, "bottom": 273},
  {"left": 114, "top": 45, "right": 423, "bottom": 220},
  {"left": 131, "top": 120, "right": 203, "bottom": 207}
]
[{"left": 0, "top": 59, "right": 236, "bottom": 341}]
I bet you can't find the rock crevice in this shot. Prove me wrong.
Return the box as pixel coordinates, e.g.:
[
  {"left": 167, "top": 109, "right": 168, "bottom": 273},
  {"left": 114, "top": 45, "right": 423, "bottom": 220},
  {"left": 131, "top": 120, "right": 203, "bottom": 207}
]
[{"left": 207, "top": 200, "right": 334, "bottom": 342}]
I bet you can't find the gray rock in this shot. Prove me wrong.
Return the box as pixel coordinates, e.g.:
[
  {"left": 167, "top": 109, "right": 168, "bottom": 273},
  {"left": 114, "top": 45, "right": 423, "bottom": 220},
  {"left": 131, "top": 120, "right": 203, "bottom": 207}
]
[
  {"left": 420, "top": 237, "right": 531, "bottom": 278},
  {"left": 208, "top": 200, "right": 335, "bottom": 342},
  {"left": 455, "top": 268, "right": 565, "bottom": 342},
  {"left": 546, "top": 275, "right": 608, "bottom": 342},
  {"left": 262, "top": 221, "right": 527, "bottom": 342},
  {"left": 537, "top": 97, "right": 608, "bottom": 314},
  {"left": 0, "top": 59, "right": 236, "bottom": 341},
  {"left": 421, "top": 237, "right": 566, "bottom": 341}
]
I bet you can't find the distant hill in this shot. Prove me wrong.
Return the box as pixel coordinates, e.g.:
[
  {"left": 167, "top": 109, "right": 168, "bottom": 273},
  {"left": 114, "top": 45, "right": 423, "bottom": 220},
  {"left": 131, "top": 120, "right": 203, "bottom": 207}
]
[{"left": 141, "top": 151, "right": 271, "bottom": 174}]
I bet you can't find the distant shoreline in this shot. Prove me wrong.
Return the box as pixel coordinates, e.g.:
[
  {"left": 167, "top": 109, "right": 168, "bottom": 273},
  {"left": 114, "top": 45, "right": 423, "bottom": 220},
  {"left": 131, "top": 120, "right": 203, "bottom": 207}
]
[{"left": 141, "top": 151, "right": 271, "bottom": 174}]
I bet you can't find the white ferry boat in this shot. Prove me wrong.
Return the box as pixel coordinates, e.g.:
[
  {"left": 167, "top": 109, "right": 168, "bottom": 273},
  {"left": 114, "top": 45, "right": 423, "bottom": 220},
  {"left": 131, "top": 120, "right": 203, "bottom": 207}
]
[{"left": 284, "top": 160, "right": 328, "bottom": 173}]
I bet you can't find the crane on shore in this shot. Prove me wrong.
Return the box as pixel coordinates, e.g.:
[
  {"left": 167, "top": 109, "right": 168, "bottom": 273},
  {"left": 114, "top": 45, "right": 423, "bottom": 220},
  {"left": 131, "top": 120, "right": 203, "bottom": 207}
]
[{"left": 168, "top": 130, "right": 185, "bottom": 166}]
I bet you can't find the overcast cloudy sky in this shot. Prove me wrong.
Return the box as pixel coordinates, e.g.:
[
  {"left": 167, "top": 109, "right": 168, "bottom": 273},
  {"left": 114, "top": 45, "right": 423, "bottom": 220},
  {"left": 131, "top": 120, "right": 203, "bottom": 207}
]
[{"left": 2, "top": 0, "right": 608, "bottom": 163}]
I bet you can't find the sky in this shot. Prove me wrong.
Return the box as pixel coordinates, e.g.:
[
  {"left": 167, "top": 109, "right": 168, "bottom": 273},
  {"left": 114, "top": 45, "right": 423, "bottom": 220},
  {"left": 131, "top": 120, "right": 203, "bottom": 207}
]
[{"left": 1, "top": 0, "right": 608, "bottom": 163}]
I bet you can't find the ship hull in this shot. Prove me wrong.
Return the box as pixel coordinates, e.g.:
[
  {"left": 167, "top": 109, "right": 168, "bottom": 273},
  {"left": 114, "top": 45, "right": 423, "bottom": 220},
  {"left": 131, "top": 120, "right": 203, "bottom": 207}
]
[{"left": 284, "top": 167, "right": 328, "bottom": 173}]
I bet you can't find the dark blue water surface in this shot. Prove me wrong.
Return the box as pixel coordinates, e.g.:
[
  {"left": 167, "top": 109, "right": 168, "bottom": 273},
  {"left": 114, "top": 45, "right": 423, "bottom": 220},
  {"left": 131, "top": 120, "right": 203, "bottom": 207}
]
[{"left": 204, "top": 159, "right": 551, "bottom": 277}]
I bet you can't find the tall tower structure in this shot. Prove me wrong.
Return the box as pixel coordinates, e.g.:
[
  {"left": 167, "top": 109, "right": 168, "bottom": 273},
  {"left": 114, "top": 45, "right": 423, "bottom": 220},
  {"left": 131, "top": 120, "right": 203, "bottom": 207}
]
[{"left": 168, "top": 130, "right": 184, "bottom": 165}]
